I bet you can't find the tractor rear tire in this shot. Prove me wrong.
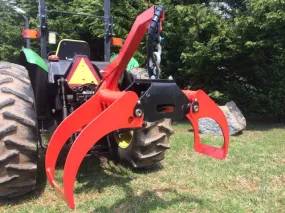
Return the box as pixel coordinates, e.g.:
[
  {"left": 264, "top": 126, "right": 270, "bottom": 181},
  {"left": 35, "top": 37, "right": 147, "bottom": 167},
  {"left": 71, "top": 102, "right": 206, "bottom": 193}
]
[
  {"left": 117, "top": 119, "right": 173, "bottom": 169},
  {"left": 116, "top": 68, "right": 174, "bottom": 169},
  {"left": 0, "top": 62, "right": 38, "bottom": 199}
]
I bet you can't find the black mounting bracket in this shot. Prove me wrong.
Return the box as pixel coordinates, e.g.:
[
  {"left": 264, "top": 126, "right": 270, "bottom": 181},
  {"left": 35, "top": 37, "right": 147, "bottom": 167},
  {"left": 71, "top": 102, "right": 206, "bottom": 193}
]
[{"left": 126, "top": 79, "right": 190, "bottom": 122}]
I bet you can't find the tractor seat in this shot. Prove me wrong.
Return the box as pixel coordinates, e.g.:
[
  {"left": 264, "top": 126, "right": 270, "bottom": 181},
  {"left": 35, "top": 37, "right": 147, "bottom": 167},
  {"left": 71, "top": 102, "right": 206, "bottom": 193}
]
[{"left": 55, "top": 39, "right": 91, "bottom": 60}]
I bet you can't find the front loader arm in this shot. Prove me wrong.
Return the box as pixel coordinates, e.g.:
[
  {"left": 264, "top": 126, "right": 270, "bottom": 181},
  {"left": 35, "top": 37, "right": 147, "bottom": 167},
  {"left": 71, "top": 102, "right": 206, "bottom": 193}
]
[
  {"left": 102, "top": 5, "right": 164, "bottom": 90},
  {"left": 45, "top": 5, "right": 229, "bottom": 209}
]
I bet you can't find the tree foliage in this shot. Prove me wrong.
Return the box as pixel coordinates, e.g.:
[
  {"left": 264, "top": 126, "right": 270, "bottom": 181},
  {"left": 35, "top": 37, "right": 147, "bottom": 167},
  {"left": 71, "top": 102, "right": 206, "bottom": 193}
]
[
  {"left": 0, "top": 1, "right": 26, "bottom": 62},
  {"left": 1, "top": 0, "right": 285, "bottom": 117},
  {"left": 161, "top": 0, "right": 285, "bottom": 117}
]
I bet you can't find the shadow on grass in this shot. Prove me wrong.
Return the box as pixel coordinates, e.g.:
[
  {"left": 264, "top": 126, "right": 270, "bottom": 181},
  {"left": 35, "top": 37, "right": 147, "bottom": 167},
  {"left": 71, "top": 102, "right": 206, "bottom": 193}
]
[
  {"left": 91, "top": 187, "right": 204, "bottom": 213},
  {"left": 73, "top": 156, "right": 164, "bottom": 194},
  {"left": 74, "top": 157, "right": 133, "bottom": 194},
  {"left": 73, "top": 157, "right": 205, "bottom": 212}
]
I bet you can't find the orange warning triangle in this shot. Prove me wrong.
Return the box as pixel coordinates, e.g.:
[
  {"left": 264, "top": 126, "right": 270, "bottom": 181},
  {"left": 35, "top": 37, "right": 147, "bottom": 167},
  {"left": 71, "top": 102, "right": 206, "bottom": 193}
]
[{"left": 68, "top": 58, "right": 98, "bottom": 86}]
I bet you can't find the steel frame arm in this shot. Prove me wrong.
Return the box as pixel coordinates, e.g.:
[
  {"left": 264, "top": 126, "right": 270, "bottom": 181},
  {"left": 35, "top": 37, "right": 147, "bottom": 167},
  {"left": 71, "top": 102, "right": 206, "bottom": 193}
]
[{"left": 102, "top": 5, "right": 163, "bottom": 90}]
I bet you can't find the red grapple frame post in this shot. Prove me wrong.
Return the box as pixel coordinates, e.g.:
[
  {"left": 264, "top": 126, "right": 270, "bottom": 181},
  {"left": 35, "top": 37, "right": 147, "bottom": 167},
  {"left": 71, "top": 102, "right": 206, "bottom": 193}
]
[{"left": 45, "top": 5, "right": 229, "bottom": 209}]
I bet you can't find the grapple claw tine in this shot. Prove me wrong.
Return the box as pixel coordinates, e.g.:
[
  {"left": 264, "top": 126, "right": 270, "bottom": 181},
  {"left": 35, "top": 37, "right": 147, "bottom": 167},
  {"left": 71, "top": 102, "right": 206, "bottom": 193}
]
[
  {"left": 61, "top": 90, "right": 143, "bottom": 209},
  {"left": 45, "top": 82, "right": 105, "bottom": 188},
  {"left": 183, "top": 90, "right": 230, "bottom": 159}
]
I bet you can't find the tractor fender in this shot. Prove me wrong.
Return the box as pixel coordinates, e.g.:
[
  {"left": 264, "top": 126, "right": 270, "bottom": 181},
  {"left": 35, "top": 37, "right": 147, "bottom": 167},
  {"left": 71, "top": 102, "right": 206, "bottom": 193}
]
[
  {"left": 19, "top": 48, "right": 49, "bottom": 118},
  {"left": 20, "top": 48, "right": 48, "bottom": 72}
]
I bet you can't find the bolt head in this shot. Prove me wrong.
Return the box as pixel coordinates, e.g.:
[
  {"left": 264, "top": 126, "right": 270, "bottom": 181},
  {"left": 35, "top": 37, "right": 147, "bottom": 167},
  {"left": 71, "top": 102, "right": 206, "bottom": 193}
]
[
  {"left": 135, "top": 109, "right": 143, "bottom": 117},
  {"left": 193, "top": 105, "right": 199, "bottom": 112}
]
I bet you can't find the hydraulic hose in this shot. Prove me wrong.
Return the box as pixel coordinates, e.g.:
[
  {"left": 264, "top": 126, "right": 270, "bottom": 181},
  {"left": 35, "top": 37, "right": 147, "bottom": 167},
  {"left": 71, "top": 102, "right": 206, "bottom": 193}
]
[{"left": 147, "top": 5, "right": 164, "bottom": 79}]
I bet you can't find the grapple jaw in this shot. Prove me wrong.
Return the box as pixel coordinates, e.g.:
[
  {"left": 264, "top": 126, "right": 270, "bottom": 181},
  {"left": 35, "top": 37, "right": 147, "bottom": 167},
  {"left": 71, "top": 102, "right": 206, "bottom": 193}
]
[
  {"left": 44, "top": 5, "right": 230, "bottom": 209},
  {"left": 183, "top": 90, "right": 229, "bottom": 159},
  {"left": 45, "top": 80, "right": 229, "bottom": 209},
  {"left": 127, "top": 79, "right": 229, "bottom": 160},
  {"left": 45, "top": 82, "right": 144, "bottom": 209}
]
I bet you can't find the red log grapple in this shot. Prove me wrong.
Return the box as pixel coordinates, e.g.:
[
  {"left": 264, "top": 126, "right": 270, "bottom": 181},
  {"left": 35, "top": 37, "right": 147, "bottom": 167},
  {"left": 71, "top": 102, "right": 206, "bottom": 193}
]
[{"left": 45, "top": 5, "right": 230, "bottom": 209}]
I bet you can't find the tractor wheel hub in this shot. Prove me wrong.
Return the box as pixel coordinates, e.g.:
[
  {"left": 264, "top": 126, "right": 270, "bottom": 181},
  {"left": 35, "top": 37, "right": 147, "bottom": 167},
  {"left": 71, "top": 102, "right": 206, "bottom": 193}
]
[{"left": 114, "top": 131, "right": 133, "bottom": 149}]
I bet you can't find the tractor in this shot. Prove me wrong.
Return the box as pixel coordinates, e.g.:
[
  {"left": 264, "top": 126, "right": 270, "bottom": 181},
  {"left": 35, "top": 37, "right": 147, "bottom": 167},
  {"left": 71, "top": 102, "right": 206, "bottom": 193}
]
[{"left": 0, "top": 0, "right": 230, "bottom": 209}]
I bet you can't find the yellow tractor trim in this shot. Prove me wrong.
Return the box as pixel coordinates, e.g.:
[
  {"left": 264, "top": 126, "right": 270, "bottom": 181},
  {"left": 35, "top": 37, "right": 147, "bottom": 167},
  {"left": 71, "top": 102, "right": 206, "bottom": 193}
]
[{"left": 55, "top": 39, "right": 89, "bottom": 56}]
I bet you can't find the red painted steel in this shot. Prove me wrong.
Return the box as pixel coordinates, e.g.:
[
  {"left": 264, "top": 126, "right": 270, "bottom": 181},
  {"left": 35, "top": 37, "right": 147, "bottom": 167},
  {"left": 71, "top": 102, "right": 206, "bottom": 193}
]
[
  {"left": 102, "top": 6, "right": 163, "bottom": 91},
  {"left": 63, "top": 91, "right": 142, "bottom": 208},
  {"left": 45, "top": 5, "right": 230, "bottom": 209},
  {"left": 45, "top": 82, "right": 106, "bottom": 187},
  {"left": 46, "top": 86, "right": 143, "bottom": 209},
  {"left": 183, "top": 90, "right": 229, "bottom": 159}
]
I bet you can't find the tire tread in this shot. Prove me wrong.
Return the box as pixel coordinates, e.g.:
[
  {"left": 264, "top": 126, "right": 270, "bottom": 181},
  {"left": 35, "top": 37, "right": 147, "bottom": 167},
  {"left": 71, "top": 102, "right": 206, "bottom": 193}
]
[{"left": 0, "top": 62, "right": 38, "bottom": 199}]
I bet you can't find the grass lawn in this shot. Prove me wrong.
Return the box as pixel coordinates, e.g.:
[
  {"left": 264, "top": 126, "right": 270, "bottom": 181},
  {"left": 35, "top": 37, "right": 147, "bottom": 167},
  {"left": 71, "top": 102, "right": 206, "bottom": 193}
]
[{"left": 0, "top": 121, "right": 284, "bottom": 213}]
